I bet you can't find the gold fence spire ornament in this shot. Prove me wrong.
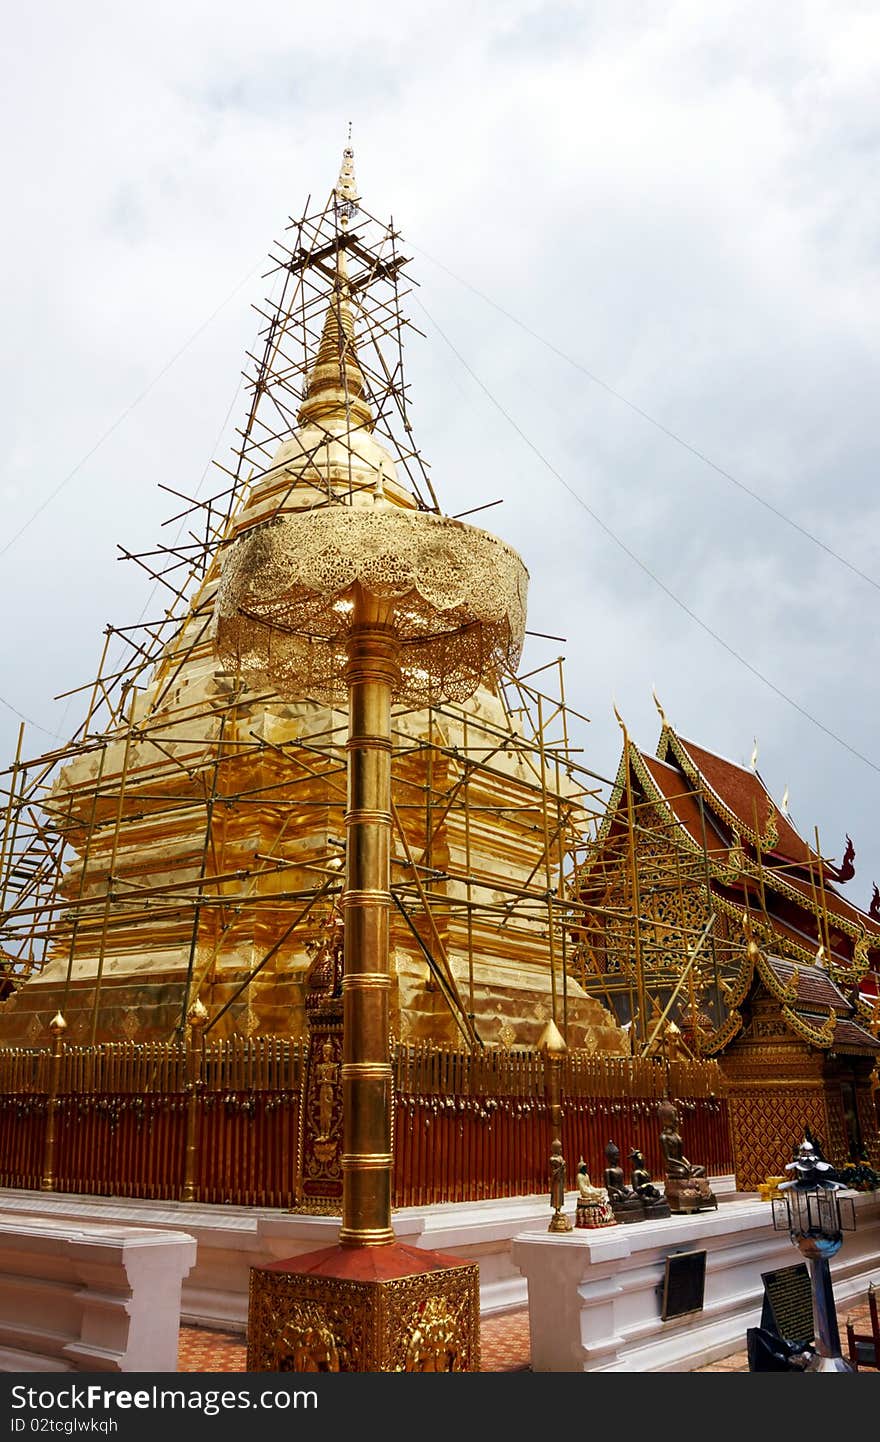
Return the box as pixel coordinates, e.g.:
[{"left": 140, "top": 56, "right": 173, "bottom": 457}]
[
  {"left": 537, "top": 1017, "right": 567, "bottom": 1056},
  {"left": 182, "top": 999, "right": 208, "bottom": 1203},
  {"left": 40, "top": 1012, "right": 67, "bottom": 1192},
  {"left": 186, "top": 998, "right": 209, "bottom": 1029},
  {"left": 540, "top": 1021, "right": 572, "bottom": 1233}
]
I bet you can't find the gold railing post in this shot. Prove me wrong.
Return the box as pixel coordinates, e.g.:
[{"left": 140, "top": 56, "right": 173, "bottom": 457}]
[
  {"left": 40, "top": 1011, "right": 67, "bottom": 1192},
  {"left": 539, "top": 1019, "right": 572, "bottom": 1232},
  {"left": 182, "top": 999, "right": 208, "bottom": 1203}
]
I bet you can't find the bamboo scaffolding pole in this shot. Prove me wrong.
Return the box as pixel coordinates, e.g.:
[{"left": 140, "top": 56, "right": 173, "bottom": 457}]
[
  {"left": 556, "top": 757, "right": 569, "bottom": 1037},
  {"left": 390, "top": 797, "right": 477, "bottom": 1047},
  {"left": 640, "top": 915, "right": 716, "bottom": 1058},
  {"left": 814, "top": 826, "right": 835, "bottom": 963},
  {"left": 179, "top": 714, "right": 227, "bottom": 1031},
  {"left": 0, "top": 724, "right": 25, "bottom": 913},
  {"left": 463, "top": 712, "right": 475, "bottom": 1025},
  {"left": 622, "top": 736, "right": 647, "bottom": 1045},
  {"left": 88, "top": 691, "right": 138, "bottom": 1049},
  {"left": 536, "top": 694, "right": 559, "bottom": 1026}
]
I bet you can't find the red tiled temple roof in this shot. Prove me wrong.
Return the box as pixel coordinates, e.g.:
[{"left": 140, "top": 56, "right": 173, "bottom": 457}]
[
  {"left": 637, "top": 753, "right": 728, "bottom": 859},
  {"left": 791, "top": 1010, "right": 880, "bottom": 1055},
  {"left": 673, "top": 736, "right": 815, "bottom": 866},
  {"left": 657, "top": 730, "right": 880, "bottom": 942},
  {"left": 763, "top": 955, "right": 851, "bottom": 1012},
  {"left": 603, "top": 731, "right": 880, "bottom": 979}
]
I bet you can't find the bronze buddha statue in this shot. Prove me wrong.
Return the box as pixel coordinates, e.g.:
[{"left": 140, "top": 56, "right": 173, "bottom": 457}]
[
  {"left": 658, "top": 1100, "right": 717, "bottom": 1213},
  {"left": 629, "top": 1148, "right": 670, "bottom": 1218},
  {"left": 604, "top": 1140, "right": 646, "bottom": 1224}
]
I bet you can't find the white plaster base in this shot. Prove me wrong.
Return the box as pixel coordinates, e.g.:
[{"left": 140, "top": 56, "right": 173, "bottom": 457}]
[
  {"left": 0, "top": 1191, "right": 552, "bottom": 1330},
  {"left": 0, "top": 1176, "right": 738, "bottom": 1334},
  {"left": 0, "top": 1213, "right": 196, "bottom": 1372},
  {"left": 512, "top": 1191, "right": 880, "bottom": 1371}
]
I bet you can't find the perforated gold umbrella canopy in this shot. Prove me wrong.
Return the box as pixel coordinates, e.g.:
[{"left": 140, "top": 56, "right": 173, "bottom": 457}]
[{"left": 213, "top": 499, "right": 529, "bottom": 704}]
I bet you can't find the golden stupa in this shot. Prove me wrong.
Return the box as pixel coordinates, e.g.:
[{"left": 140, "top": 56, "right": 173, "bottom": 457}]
[{"left": 0, "top": 146, "right": 626, "bottom": 1060}]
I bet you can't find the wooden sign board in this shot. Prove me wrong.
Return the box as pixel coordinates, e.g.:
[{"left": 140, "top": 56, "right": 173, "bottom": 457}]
[
  {"left": 760, "top": 1262, "right": 813, "bottom": 1344},
  {"left": 661, "top": 1249, "right": 707, "bottom": 1322}
]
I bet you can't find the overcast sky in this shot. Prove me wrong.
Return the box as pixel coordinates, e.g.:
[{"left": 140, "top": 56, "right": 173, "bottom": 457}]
[{"left": 2, "top": 2, "right": 879, "bottom": 907}]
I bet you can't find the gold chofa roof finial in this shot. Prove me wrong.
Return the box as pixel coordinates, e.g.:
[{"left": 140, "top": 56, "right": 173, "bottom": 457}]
[{"left": 651, "top": 685, "right": 669, "bottom": 728}]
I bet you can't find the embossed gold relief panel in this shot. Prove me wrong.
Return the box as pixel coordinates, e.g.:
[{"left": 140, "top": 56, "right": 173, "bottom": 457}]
[
  {"left": 247, "top": 1260, "right": 480, "bottom": 1373},
  {"left": 297, "top": 1027, "right": 343, "bottom": 1211}
]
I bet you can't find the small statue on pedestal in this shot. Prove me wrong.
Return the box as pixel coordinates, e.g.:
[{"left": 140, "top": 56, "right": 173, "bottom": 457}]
[
  {"left": 658, "top": 1099, "right": 717, "bottom": 1213},
  {"left": 604, "top": 1140, "right": 647, "bottom": 1224},
  {"left": 575, "top": 1159, "right": 616, "bottom": 1229},
  {"left": 548, "top": 1139, "right": 573, "bottom": 1233},
  {"left": 629, "top": 1148, "right": 671, "bottom": 1218}
]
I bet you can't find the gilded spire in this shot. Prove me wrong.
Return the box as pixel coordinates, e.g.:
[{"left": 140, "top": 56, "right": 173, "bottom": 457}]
[
  {"left": 335, "top": 129, "right": 358, "bottom": 226},
  {"left": 298, "top": 138, "right": 372, "bottom": 432}
]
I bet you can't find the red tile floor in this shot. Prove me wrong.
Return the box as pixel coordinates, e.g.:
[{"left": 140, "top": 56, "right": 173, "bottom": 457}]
[
  {"left": 177, "top": 1309, "right": 531, "bottom": 1372},
  {"left": 177, "top": 1294, "right": 878, "bottom": 1374}
]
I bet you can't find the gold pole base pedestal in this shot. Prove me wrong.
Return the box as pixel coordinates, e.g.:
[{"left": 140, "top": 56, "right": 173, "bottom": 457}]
[
  {"left": 247, "top": 1241, "right": 480, "bottom": 1372},
  {"left": 548, "top": 1210, "right": 573, "bottom": 1234}
]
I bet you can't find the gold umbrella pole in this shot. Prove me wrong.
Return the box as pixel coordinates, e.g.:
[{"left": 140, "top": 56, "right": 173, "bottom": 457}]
[
  {"left": 340, "top": 590, "right": 398, "bottom": 1245},
  {"left": 217, "top": 442, "right": 527, "bottom": 1372}
]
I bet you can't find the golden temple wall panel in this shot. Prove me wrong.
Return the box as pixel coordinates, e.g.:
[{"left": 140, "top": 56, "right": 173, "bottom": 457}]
[{"left": 726, "top": 1086, "right": 829, "bottom": 1192}]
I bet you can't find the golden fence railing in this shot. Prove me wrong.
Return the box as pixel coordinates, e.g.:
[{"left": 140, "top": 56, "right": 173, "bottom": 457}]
[
  {"left": 0, "top": 1036, "right": 306, "bottom": 1206},
  {"left": 0, "top": 1036, "right": 732, "bottom": 1208},
  {"left": 390, "top": 1043, "right": 733, "bottom": 1207}
]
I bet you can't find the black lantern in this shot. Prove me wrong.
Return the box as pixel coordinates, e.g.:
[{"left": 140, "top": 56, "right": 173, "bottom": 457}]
[{"left": 772, "top": 1136, "right": 856, "bottom": 1373}]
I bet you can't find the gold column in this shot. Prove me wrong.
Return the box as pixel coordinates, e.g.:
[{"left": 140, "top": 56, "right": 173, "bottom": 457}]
[
  {"left": 40, "top": 1011, "right": 67, "bottom": 1192},
  {"left": 215, "top": 382, "right": 527, "bottom": 1370},
  {"left": 339, "top": 588, "right": 398, "bottom": 1245}
]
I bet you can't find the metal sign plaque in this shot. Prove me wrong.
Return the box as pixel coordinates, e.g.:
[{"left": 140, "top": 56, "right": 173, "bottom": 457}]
[
  {"left": 661, "top": 1249, "right": 707, "bottom": 1321},
  {"left": 760, "top": 1262, "right": 814, "bottom": 1344}
]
